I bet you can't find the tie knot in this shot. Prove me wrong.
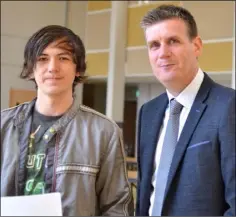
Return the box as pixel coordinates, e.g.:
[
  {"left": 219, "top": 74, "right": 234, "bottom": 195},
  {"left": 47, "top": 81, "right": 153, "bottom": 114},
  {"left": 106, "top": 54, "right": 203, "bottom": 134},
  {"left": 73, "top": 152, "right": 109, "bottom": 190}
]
[{"left": 169, "top": 99, "right": 183, "bottom": 115}]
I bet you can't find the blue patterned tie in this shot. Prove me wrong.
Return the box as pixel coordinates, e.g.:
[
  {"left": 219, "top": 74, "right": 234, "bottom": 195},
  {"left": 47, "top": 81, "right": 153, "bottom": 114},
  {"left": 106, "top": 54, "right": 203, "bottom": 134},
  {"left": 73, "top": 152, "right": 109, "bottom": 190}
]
[{"left": 152, "top": 99, "right": 183, "bottom": 216}]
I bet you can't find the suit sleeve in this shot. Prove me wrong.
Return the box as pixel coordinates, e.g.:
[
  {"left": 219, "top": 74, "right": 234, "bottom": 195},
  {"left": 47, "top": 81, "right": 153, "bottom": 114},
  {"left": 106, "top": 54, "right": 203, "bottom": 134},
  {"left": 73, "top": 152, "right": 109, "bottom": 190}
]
[
  {"left": 219, "top": 92, "right": 236, "bottom": 216},
  {"left": 135, "top": 104, "right": 144, "bottom": 216}
]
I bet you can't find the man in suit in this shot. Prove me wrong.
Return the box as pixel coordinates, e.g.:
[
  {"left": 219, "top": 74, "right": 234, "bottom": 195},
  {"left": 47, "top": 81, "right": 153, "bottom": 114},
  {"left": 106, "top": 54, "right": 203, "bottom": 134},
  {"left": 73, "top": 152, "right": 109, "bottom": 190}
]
[{"left": 136, "top": 4, "right": 235, "bottom": 216}]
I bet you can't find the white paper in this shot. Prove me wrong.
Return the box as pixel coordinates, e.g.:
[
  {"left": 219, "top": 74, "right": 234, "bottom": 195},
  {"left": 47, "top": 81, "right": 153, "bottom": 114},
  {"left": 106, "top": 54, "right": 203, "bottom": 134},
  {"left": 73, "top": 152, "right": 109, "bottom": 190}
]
[{"left": 1, "top": 192, "right": 62, "bottom": 216}]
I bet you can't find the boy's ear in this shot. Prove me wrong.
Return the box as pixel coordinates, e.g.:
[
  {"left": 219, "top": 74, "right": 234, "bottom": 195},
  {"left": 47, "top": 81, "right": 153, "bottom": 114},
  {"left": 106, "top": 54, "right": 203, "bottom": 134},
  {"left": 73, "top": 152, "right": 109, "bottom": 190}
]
[{"left": 28, "top": 73, "right": 35, "bottom": 80}]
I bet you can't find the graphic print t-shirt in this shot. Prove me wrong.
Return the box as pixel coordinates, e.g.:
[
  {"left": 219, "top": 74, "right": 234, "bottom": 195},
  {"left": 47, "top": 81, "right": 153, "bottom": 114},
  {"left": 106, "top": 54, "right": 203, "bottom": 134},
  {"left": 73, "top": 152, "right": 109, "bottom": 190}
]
[{"left": 24, "top": 108, "right": 61, "bottom": 195}]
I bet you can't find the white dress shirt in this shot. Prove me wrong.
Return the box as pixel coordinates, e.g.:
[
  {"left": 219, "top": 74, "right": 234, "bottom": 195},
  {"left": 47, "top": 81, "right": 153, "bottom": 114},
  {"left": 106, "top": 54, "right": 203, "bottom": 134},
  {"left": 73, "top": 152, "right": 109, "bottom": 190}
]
[{"left": 149, "top": 68, "right": 204, "bottom": 215}]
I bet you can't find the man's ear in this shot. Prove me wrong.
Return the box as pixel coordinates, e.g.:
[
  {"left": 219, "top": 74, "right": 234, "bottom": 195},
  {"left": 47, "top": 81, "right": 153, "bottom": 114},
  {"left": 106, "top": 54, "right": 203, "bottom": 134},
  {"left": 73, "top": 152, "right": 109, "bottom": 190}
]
[{"left": 193, "top": 36, "right": 203, "bottom": 57}]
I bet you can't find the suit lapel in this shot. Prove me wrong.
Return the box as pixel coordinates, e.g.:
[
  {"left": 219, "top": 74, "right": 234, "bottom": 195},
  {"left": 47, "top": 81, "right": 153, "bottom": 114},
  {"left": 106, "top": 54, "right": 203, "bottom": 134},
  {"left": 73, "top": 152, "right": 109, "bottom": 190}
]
[
  {"left": 142, "top": 94, "right": 168, "bottom": 193},
  {"left": 148, "top": 96, "right": 168, "bottom": 162},
  {"left": 163, "top": 73, "right": 214, "bottom": 200}
]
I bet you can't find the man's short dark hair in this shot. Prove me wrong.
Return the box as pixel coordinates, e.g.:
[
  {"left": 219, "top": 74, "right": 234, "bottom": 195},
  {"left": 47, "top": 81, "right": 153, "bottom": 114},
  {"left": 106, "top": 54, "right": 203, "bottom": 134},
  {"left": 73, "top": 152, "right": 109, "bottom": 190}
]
[
  {"left": 20, "top": 25, "right": 87, "bottom": 93},
  {"left": 141, "top": 4, "right": 198, "bottom": 40}
]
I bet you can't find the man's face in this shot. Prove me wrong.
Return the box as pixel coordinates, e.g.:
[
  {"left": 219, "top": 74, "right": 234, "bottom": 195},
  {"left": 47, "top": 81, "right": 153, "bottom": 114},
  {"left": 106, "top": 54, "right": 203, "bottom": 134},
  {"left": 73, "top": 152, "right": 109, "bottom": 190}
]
[
  {"left": 145, "top": 18, "right": 202, "bottom": 91},
  {"left": 32, "top": 39, "right": 79, "bottom": 97}
]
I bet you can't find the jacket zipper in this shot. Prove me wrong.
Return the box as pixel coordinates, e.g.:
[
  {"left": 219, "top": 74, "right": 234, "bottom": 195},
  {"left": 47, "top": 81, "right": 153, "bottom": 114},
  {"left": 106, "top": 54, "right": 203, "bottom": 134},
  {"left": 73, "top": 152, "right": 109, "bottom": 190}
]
[{"left": 52, "top": 134, "right": 59, "bottom": 192}]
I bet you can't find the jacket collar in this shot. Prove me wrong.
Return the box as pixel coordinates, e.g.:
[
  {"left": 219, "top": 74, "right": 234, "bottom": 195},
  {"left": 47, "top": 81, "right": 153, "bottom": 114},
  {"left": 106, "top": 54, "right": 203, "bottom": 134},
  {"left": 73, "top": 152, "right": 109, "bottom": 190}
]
[{"left": 13, "top": 97, "right": 79, "bottom": 131}]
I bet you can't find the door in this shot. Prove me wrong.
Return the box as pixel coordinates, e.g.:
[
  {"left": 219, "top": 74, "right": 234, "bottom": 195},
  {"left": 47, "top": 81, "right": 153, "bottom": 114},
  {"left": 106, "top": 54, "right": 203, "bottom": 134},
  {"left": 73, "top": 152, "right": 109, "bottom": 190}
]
[
  {"left": 123, "top": 100, "right": 137, "bottom": 157},
  {"left": 9, "top": 88, "right": 37, "bottom": 107}
]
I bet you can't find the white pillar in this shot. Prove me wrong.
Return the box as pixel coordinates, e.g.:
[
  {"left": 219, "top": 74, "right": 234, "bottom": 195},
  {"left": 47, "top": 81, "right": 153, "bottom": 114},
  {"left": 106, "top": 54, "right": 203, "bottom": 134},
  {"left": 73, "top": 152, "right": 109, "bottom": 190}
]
[
  {"left": 74, "top": 84, "right": 84, "bottom": 105},
  {"left": 65, "top": 1, "right": 87, "bottom": 104},
  {"left": 106, "top": 1, "right": 128, "bottom": 127}
]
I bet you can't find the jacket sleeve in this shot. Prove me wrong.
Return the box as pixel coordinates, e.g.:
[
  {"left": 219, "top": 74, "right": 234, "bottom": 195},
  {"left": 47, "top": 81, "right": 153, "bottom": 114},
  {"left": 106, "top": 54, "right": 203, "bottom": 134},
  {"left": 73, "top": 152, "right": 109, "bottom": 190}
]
[
  {"left": 219, "top": 92, "right": 236, "bottom": 216},
  {"left": 96, "top": 123, "right": 134, "bottom": 216}
]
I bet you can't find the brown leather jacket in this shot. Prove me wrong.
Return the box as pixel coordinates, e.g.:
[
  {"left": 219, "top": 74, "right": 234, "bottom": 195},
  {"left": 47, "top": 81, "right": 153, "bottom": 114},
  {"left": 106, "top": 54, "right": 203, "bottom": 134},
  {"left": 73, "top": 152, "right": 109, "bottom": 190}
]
[{"left": 1, "top": 99, "right": 134, "bottom": 216}]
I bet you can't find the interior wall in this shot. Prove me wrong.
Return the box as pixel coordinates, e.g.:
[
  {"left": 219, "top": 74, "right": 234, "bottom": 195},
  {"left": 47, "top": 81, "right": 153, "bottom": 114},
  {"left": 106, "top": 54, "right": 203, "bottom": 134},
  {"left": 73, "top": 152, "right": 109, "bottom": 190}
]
[{"left": 1, "top": 1, "right": 67, "bottom": 110}]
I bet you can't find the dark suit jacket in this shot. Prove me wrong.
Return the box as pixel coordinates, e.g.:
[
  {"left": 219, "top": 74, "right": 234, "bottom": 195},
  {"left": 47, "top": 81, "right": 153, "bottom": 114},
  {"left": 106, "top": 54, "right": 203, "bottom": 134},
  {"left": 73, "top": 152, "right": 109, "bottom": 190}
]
[{"left": 136, "top": 73, "right": 235, "bottom": 216}]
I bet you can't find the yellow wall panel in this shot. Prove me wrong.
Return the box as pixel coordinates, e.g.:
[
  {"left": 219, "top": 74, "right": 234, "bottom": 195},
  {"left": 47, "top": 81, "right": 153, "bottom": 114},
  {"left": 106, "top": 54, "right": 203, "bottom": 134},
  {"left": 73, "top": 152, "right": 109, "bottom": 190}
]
[
  {"left": 86, "top": 52, "right": 109, "bottom": 76},
  {"left": 183, "top": 1, "right": 234, "bottom": 40},
  {"left": 199, "top": 42, "right": 233, "bottom": 72},
  {"left": 86, "top": 12, "right": 110, "bottom": 50},
  {"left": 126, "top": 49, "right": 152, "bottom": 75},
  {"left": 88, "top": 1, "right": 111, "bottom": 11},
  {"left": 127, "top": 1, "right": 181, "bottom": 47}
]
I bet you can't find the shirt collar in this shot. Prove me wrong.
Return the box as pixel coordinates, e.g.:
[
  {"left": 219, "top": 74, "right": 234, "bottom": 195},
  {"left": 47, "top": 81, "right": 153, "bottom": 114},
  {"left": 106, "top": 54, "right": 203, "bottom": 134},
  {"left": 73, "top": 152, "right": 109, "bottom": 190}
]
[{"left": 166, "top": 68, "right": 204, "bottom": 109}]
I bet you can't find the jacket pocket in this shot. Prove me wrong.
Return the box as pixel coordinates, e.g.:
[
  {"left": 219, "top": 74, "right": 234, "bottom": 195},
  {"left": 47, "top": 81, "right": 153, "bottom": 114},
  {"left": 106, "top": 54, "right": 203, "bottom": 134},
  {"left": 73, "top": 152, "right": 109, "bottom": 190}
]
[
  {"left": 55, "top": 164, "right": 99, "bottom": 216},
  {"left": 187, "top": 140, "right": 210, "bottom": 150}
]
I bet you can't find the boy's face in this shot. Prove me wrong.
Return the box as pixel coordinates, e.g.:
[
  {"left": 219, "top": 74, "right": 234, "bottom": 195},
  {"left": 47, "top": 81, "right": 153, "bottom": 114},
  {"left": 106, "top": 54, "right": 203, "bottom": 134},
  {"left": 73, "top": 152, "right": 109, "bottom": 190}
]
[{"left": 32, "top": 38, "right": 79, "bottom": 97}]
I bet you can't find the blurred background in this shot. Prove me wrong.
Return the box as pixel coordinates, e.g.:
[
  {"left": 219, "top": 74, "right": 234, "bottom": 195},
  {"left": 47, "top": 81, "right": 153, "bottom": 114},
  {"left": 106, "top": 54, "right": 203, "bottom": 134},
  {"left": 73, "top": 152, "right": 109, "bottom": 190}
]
[{"left": 1, "top": 1, "right": 235, "bottom": 190}]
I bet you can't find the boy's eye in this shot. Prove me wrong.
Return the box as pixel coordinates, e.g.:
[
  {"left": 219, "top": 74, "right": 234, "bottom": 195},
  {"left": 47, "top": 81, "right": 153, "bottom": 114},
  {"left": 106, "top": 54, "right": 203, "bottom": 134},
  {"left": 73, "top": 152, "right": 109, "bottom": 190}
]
[
  {"left": 37, "top": 57, "right": 48, "bottom": 62},
  {"left": 59, "top": 56, "right": 69, "bottom": 60}
]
